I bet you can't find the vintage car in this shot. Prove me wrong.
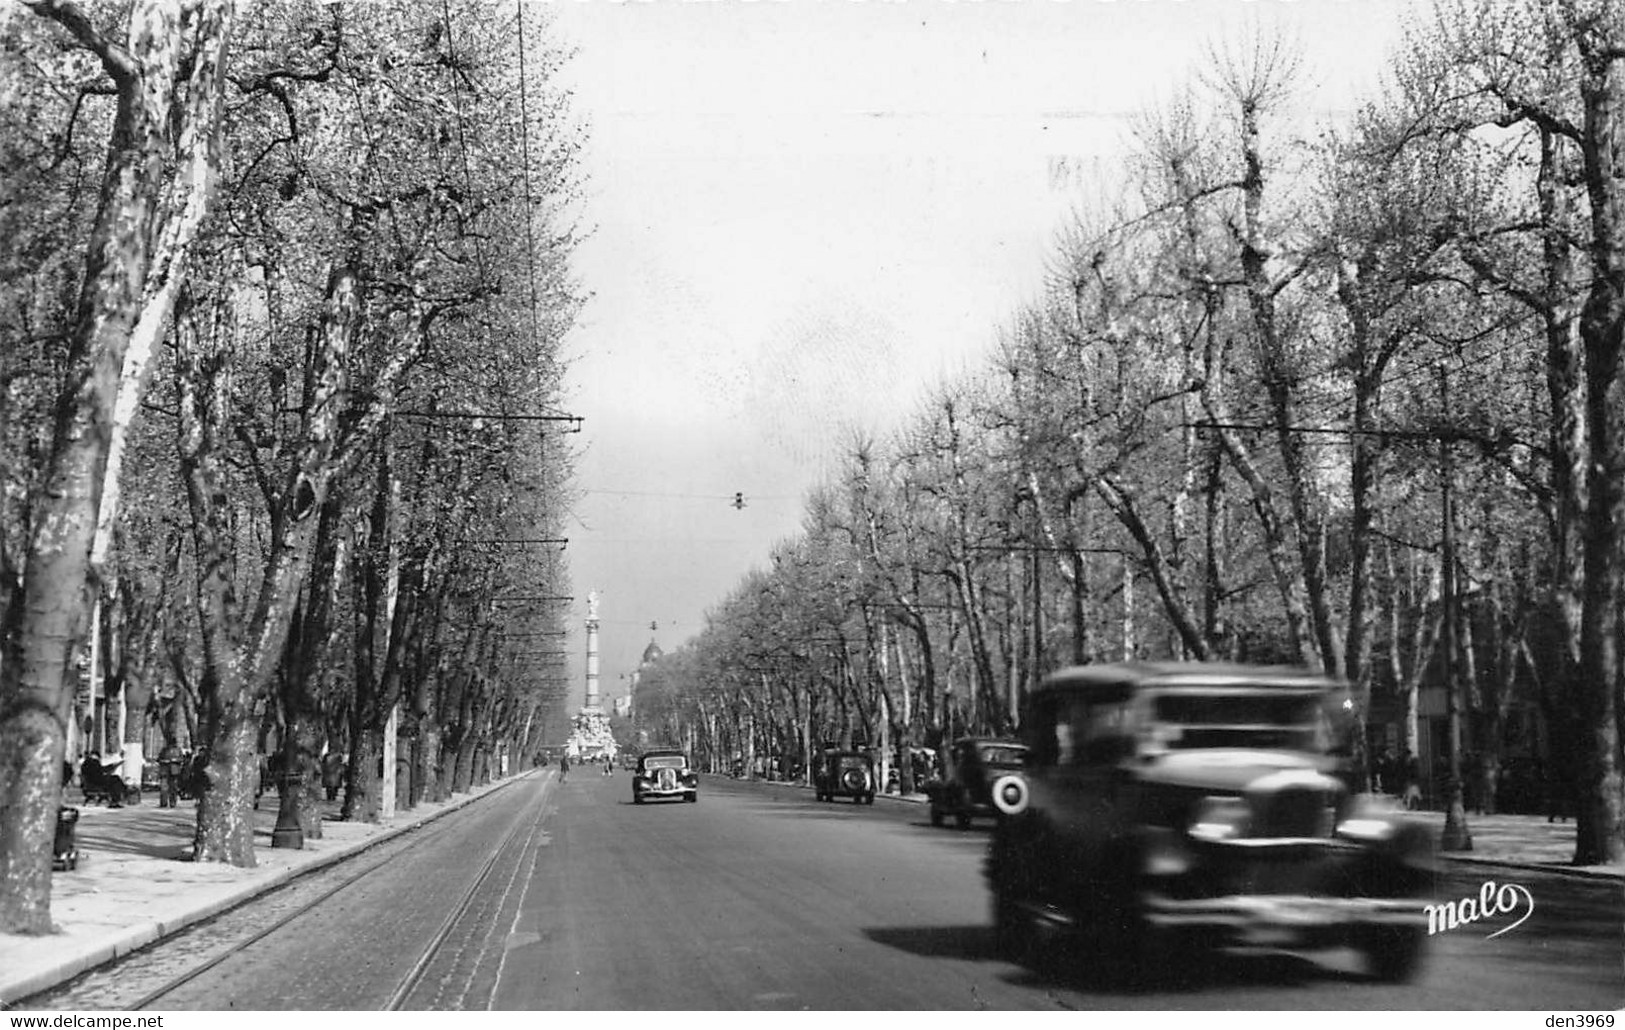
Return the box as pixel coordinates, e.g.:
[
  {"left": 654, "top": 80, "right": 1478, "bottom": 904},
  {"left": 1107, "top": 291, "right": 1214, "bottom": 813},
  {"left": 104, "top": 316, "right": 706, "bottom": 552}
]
[
  {"left": 632, "top": 749, "right": 698, "bottom": 804},
  {"left": 986, "top": 662, "right": 1434, "bottom": 984},
  {"left": 814, "top": 750, "right": 876, "bottom": 804},
  {"left": 926, "top": 737, "right": 1028, "bottom": 829}
]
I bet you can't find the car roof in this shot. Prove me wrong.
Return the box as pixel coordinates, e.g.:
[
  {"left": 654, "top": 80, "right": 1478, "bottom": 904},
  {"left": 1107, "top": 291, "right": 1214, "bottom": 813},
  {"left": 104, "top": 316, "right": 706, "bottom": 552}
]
[
  {"left": 640, "top": 749, "right": 686, "bottom": 758},
  {"left": 954, "top": 737, "right": 1026, "bottom": 748},
  {"left": 1037, "top": 661, "right": 1342, "bottom": 698}
]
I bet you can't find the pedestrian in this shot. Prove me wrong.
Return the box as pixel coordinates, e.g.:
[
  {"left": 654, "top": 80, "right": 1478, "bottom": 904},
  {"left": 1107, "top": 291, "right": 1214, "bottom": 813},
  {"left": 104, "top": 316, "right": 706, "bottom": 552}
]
[
  {"left": 253, "top": 753, "right": 270, "bottom": 809},
  {"left": 104, "top": 752, "right": 126, "bottom": 808},
  {"left": 1464, "top": 750, "right": 1483, "bottom": 814},
  {"left": 1400, "top": 750, "right": 1422, "bottom": 810},
  {"left": 185, "top": 748, "right": 208, "bottom": 800},
  {"left": 158, "top": 741, "right": 184, "bottom": 808},
  {"left": 559, "top": 753, "right": 570, "bottom": 783},
  {"left": 321, "top": 751, "right": 345, "bottom": 802},
  {"left": 80, "top": 752, "right": 98, "bottom": 801}
]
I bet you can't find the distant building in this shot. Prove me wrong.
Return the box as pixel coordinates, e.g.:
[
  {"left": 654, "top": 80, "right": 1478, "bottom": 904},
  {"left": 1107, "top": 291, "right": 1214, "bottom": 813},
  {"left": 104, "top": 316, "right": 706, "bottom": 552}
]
[{"left": 626, "top": 634, "right": 664, "bottom": 722}]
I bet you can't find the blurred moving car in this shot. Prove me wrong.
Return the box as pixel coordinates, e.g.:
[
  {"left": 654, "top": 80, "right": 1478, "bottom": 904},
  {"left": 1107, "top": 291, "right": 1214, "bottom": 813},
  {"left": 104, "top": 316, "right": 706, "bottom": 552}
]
[
  {"left": 814, "top": 750, "right": 876, "bottom": 805},
  {"left": 632, "top": 749, "right": 698, "bottom": 804},
  {"left": 926, "top": 737, "right": 1028, "bottom": 829},
  {"left": 987, "top": 662, "right": 1434, "bottom": 984}
]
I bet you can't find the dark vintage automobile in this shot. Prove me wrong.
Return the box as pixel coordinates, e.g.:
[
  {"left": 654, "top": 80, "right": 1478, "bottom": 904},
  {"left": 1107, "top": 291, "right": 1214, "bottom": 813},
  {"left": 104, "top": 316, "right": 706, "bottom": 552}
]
[
  {"left": 987, "top": 662, "right": 1435, "bottom": 984},
  {"left": 814, "top": 749, "right": 875, "bottom": 804},
  {"left": 926, "top": 737, "right": 1028, "bottom": 829},
  {"left": 632, "top": 749, "right": 698, "bottom": 804}
]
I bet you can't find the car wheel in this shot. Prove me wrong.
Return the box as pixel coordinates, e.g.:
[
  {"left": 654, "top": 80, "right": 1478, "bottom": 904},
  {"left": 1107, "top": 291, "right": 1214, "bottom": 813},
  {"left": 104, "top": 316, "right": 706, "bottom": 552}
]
[
  {"left": 992, "top": 886, "right": 1028, "bottom": 960},
  {"left": 686, "top": 792, "right": 698, "bottom": 803},
  {"left": 930, "top": 807, "right": 944, "bottom": 827},
  {"left": 865, "top": 793, "right": 875, "bottom": 805},
  {"left": 633, "top": 793, "right": 644, "bottom": 804},
  {"left": 989, "top": 828, "right": 1033, "bottom": 962},
  {"left": 955, "top": 810, "right": 972, "bottom": 830},
  {"left": 1119, "top": 909, "right": 1188, "bottom": 988},
  {"left": 1364, "top": 925, "right": 1425, "bottom": 983}
]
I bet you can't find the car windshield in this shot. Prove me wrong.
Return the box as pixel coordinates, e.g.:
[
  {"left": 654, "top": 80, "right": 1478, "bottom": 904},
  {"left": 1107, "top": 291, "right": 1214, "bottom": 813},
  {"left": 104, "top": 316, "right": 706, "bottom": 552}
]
[
  {"left": 979, "top": 746, "right": 1025, "bottom": 766},
  {"left": 836, "top": 755, "right": 867, "bottom": 770},
  {"left": 1149, "top": 691, "right": 1327, "bottom": 751},
  {"left": 644, "top": 755, "right": 685, "bottom": 770}
]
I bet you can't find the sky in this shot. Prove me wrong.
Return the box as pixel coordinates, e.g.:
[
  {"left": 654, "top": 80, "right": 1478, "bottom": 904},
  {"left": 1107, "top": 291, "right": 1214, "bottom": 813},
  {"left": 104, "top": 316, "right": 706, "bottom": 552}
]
[{"left": 540, "top": 0, "right": 1420, "bottom": 722}]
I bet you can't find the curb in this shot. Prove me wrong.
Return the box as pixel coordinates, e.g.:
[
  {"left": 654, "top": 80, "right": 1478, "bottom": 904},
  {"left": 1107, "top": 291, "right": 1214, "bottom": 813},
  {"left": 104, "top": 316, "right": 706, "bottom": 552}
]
[
  {"left": 0, "top": 770, "right": 541, "bottom": 1007},
  {"left": 1437, "top": 852, "right": 1625, "bottom": 883},
  {"left": 716, "top": 776, "right": 927, "bottom": 805}
]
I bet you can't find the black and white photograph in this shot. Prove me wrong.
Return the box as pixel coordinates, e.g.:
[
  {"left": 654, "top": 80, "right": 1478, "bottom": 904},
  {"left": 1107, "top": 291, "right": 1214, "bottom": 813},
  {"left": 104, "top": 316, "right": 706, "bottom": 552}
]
[{"left": 0, "top": 0, "right": 1622, "bottom": 1017}]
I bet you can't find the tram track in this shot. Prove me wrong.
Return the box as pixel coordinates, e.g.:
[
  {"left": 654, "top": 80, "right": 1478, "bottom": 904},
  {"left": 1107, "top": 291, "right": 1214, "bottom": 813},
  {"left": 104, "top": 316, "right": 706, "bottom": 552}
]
[
  {"left": 23, "top": 773, "right": 553, "bottom": 1011},
  {"left": 381, "top": 787, "right": 545, "bottom": 1010}
]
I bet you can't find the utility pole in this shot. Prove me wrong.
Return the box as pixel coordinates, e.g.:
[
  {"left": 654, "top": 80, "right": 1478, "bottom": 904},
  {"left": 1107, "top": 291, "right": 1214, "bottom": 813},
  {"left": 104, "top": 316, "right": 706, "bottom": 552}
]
[
  {"left": 1029, "top": 498, "right": 1043, "bottom": 701},
  {"left": 1439, "top": 366, "right": 1472, "bottom": 852}
]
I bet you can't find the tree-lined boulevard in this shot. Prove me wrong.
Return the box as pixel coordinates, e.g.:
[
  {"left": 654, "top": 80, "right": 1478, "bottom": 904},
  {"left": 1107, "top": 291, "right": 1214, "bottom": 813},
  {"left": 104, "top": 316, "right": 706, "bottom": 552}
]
[{"left": 2, "top": 2, "right": 1623, "bottom": 1009}]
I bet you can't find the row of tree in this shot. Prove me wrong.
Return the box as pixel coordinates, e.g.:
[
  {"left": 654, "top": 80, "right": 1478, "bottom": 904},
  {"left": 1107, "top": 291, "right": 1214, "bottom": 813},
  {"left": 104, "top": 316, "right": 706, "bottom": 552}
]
[
  {"left": 0, "top": 0, "right": 583, "bottom": 933},
  {"left": 635, "top": 0, "right": 1624, "bottom": 866}
]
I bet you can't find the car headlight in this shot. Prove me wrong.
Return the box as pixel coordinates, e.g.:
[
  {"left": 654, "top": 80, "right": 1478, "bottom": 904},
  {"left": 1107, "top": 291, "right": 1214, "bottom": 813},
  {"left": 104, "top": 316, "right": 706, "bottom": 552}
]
[
  {"left": 1143, "top": 829, "right": 1194, "bottom": 876},
  {"left": 1335, "top": 816, "right": 1397, "bottom": 842},
  {"left": 1335, "top": 794, "right": 1401, "bottom": 842},
  {"left": 1189, "top": 796, "right": 1251, "bottom": 842}
]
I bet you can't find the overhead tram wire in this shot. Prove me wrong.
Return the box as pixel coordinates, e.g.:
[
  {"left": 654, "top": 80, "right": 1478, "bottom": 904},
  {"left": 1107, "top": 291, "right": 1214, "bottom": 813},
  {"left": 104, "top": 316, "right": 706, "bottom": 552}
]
[
  {"left": 396, "top": 409, "right": 582, "bottom": 430},
  {"left": 434, "top": 2, "right": 579, "bottom": 433}
]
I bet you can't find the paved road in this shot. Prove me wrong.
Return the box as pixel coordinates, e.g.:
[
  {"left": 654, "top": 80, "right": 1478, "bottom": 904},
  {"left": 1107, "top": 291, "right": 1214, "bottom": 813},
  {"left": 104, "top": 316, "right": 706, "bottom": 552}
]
[
  {"left": 497, "top": 773, "right": 1623, "bottom": 1010},
  {"left": 30, "top": 770, "right": 1625, "bottom": 1010}
]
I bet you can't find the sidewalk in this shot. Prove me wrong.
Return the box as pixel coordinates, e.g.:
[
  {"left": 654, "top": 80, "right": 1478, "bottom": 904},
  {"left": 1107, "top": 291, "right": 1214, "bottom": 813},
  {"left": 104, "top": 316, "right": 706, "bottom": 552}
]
[
  {"left": 1418, "top": 810, "right": 1625, "bottom": 879},
  {"left": 0, "top": 771, "right": 541, "bottom": 1007}
]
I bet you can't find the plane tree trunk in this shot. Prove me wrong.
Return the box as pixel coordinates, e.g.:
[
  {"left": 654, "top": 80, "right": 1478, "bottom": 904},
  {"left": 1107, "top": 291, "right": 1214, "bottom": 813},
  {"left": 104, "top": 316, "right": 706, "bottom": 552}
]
[{"left": 0, "top": 0, "right": 235, "bottom": 935}]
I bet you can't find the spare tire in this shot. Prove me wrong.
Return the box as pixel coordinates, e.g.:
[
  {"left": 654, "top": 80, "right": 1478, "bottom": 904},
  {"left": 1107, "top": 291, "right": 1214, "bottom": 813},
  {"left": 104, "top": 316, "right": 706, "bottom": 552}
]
[
  {"left": 991, "top": 774, "right": 1029, "bottom": 816},
  {"left": 841, "top": 768, "right": 866, "bottom": 793}
]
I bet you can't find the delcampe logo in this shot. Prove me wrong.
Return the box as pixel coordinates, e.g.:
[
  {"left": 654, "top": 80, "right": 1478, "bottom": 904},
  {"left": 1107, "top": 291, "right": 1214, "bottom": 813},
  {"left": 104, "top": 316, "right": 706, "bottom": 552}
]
[{"left": 1424, "top": 879, "right": 1535, "bottom": 939}]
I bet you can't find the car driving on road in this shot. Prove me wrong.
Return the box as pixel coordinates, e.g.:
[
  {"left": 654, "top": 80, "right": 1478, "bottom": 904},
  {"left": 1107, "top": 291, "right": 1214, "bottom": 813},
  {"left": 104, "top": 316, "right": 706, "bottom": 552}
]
[
  {"left": 632, "top": 749, "right": 698, "bottom": 804},
  {"left": 987, "top": 661, "right": 1434, "bottom": 984},
  {"left": 926, "top": 737, "right": 1028, "bottom": 829},
  {"left": 814, "top": 749, "right": 876, "bottom": 804}
]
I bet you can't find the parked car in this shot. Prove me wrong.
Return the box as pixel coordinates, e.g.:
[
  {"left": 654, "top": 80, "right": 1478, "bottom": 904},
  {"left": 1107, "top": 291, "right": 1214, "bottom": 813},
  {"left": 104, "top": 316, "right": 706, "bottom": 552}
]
[
  {"left": 814, "top": 749, "right": 875, "bottom": 804},
  {"left": 987, "top": 661, "right": 1434, "bottom": 984},
  {"left": 632, "top": 749, "right": 698, "bottom": 804},
  {"left": 926, "top": 737, "right": 1028, "bottom": 829}
]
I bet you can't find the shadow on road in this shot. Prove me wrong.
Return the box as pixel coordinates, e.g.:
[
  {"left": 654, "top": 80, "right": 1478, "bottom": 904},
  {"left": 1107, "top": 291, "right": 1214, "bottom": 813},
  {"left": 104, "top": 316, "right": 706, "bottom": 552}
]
[
  {"left": 863, "top": 924, "right": 1002, "bottom": 962},
  {"left": 862, "top": 924, "right": 1370, "bottom": 996}
]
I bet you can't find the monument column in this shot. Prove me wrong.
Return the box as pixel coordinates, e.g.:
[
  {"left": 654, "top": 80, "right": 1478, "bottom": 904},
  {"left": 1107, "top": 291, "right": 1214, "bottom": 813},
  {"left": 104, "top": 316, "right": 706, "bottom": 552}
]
[{"left": 585, "top": 590, "right": 601, "bottom": 712}]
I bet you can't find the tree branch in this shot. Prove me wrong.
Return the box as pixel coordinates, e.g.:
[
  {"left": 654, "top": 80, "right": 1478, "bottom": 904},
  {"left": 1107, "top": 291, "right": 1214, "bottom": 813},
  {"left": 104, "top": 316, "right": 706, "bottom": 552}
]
[{"left": 25, "top": 0, "right": 136, "bottom": 84}]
